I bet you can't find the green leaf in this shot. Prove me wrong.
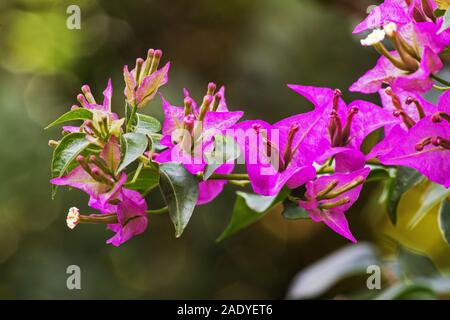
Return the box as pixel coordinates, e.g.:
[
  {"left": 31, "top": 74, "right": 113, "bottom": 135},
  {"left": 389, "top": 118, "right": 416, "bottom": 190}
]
[
  {"left": 386, "top": 167, "right": 423, "bottom": 225},
  {"left": 159, "top": 163, "right": 199, "bottom": 238},
  {"left": 287, "top": 243, "right": 379, "bottom": 299},
  {"left": 398, "top": 246, "right": 440, "bottom": 280},
  {"left": 415, "top": 276, "right": 450, "bottom": 296},
  {"left": 124, "top": 167, "right": 160, "bottom": 195},
  {"left": 366, "top": 168, "right": 390, "bottom": 183},
  {"left": 434, "top": 8, "right": 446, "bottom": 17},
  {"left": 217, "top": 191, "right": 286, "bottom": 242},
  {"left": 438, "top": 198, "right": 450, "bottom": 245},
  {"left": 438, "top": 9, "right": 450, "bottom": 34},
  {"left": 45, "top": 108, "right": 93, "bottom": 129},
  {"left": 117, "top": 132, "right": 148, "bottom": 173},
  {"left": 134, "top": 113, "right": 161, "bottom": 135},
  {"left": 149, "top": 133, "right": 166, "bottom": 152},
  {"left": 408, "top": 182, "right": 450, "bottom": 229},
  {"left": 282, "top": 200, "right": 309, "bottom": 220},
  {"left": 204, "top": 134, "right": 240, "bottom": 180},
  {"left": 50, "top": 132, "right": 90, "bottom": 197}
]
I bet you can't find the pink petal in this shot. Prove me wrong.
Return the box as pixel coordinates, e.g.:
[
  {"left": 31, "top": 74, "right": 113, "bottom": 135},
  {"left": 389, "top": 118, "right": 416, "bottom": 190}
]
[
  {"left": 136, "top": 62, "right": 170, "bottom": 107},
  {"left": 123, "top": 65, "right": 137, "bottom": 104},
  {"left": 102, "top": 78, "right": 113, "bottom": 112}
]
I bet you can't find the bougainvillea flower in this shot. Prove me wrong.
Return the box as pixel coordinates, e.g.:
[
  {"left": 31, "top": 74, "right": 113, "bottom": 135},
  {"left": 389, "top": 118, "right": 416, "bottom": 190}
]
[
  {"left": 378, "top": 85, "right": 449, "bottom": 134},
  {"left": 51, "top": 136, "right": 124, "bottom": 208},
  {"left": 231, "top": 118, "right": 317, "bottom": 196},
  {"left": 106, "top": 188, "right": 148, "bottom": 246},
  {"left": 352, "top": 4, "right": 450, "bottom": 94},
  {"left": 123, "top": 49, "right": 170, "bottom": 108},
  {"left": 352, "top": 0, "right": 408, "bottom": 34},
  {"left": 51, "top": 136, "right": 149, "bottom": 245},
  {"left": 353, "top": 0, "right": 450, "bottom": 42},
  {"left": 299, "top": 167, "right": 371, "bottom": 243},
  {"left": 63, "top": 80, "right": 124, "bottom": 147},
  {"left": 154, "top": 84, "right": 243, "bottom": 204},
  {"left": 352, "top": 0, "right": 438, "bottom": 34},
  {"left": 350, "top": 46, "right": 443, "bottom": 94},
  {"left": 288, "top": 85, "right": 396, "bottom": 172},
  {"left": 368, "top": 116, "right": 450, "bottom": 187}
]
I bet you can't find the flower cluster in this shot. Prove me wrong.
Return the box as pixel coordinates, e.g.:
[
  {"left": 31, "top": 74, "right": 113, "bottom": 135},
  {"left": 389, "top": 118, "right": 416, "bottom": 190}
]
[{"left": 47, "top": 1, "right": 450, "bottom": 246}]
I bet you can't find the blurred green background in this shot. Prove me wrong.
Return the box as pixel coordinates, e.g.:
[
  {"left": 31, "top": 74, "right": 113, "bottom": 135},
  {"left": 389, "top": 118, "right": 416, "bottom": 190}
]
[{"left": 0, "top": 0, "right": 449, "bottom": 299}]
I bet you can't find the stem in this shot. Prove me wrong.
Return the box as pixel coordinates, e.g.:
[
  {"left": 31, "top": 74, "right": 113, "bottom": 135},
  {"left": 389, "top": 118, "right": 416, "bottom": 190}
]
[
  {"left": 79, "top": 214, "right": 118, "bottom": 224},
  {"left": 287, "top": 194, "right": 300, "bottom": 204},
  {"left": 126, "top": 103, "right": 138, "bottom": 132},
  {"left": 317, "top": 166, "right": 334, "bottom": 174},
  {"left": 431, "top": 74, "right": 450, "bottom": 87},
  {"left": 433, "top": 84, "right": 450, "bottom": 91},
  {"left": 366, "top": 158, "right": 381, "bottom": 165},
  {"left": 147, "top": 206, "right": 169, "bottom": 215},
  {"left": 131, "top": 161, "right": 144, "bottom": 184},
  {"left": 228, "top": 180, "right": 251, "bottom": 187},
  {"left": 77, "top": 206, "right": 169, "bottom": 226},
  {"left": 365, "top": 159, "right": 396, "bottom": 169}
]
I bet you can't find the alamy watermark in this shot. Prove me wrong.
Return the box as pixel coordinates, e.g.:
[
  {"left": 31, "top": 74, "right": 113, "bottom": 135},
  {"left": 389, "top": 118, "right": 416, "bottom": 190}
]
[
  {"left": 366, "top": 265, "right": 381, "bottom": 290},
  {"left": 66, "top": 265, "right": 81, "bottom": 290},
  {"left": 66, "top": 5, "right": 81, "bottom": 30}
]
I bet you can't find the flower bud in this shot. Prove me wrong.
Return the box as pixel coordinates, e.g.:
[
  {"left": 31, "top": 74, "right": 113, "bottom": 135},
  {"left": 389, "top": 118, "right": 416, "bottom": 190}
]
[
  {"left": 149, "top": 49, "right": 162, "bottom": 75},
  {"left": 184, "top": 97, "right": 193, "bottom": 116},
  {"left": 431, "top": 136, "right": 441, "bottom": 147},
  {"left": 432, "top": 113, "right": 442, "bottom": 123},
  {"left": 333, "top": 89, "right": 342, "bottom": 111},
  {"left": 282, "top": 121, "right": 300, "bottom": 168},
  {"left": 421, "top": 0, "right": 436, "bottom": 22},
  {"left": 319, "top": 197, "right": 350, "bottom": 210},
  {"left": 385, "top": 87, "right": 403, "bottom": 110},
  {"left": 183, "top": 114, "right": 195, "bottom": 127},
  {"left": 198, "top": 95, "right": 214, "bottom": 121},
  {"left": 405, "top": 96, "right": 425, "bottom": 119},
  {"left": 393, "top": 110, "right": 416, "bottom": 129},
  {"left": 207, "top": 82, "right": 216, "bottom": 96},
  {"left": 135, "top": 57, "right": 145, "bottom": 83},
  {"left": 252, "top": 123, "right": 262, "bottom": 132},
  {"left": 76, "top": 155, "right": 85, "bottom": 163},
  {"left": 48, "top": 140, "right": 59, "bottom": 147},
  {"left": 415, "top": 136, "right": 431, "bottom": 151},
  {"left": 342, "top": 107, "right": 359, "bottom": 145},
  {"left": 81, "top": 85, "right": 96, "bottom": 105},
  {"left": 212, "top": 93, "right": 222, "bottom": 112},
  {"left": 77, "top": 94, "right": 88, "bottom": 108},
  {"left": 415, "top": 143, "right": 424, "bottom": 151}
]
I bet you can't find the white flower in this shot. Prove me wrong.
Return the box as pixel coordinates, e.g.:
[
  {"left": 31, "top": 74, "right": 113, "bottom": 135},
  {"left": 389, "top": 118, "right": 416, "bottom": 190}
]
[
  {"left": 360, "top": 29, "right": 386, "bottom": 46},
  {"left": 66, "top": 207, "right": 80, "bottom": 229},
  {"left": 383, "top": 22, "right": 397, "bottom": 37}
]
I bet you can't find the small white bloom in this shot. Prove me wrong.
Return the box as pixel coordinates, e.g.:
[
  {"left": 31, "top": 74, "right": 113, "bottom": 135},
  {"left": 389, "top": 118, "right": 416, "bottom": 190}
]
[
  {"left": 360, "top": 29, "right": 386, "bottom": 46},
  {"left": 383, "top": 22, "right": 397, "bottom": 37},
  {"left": 66, "top": 207, "right": 80, "bottom": 229}
]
